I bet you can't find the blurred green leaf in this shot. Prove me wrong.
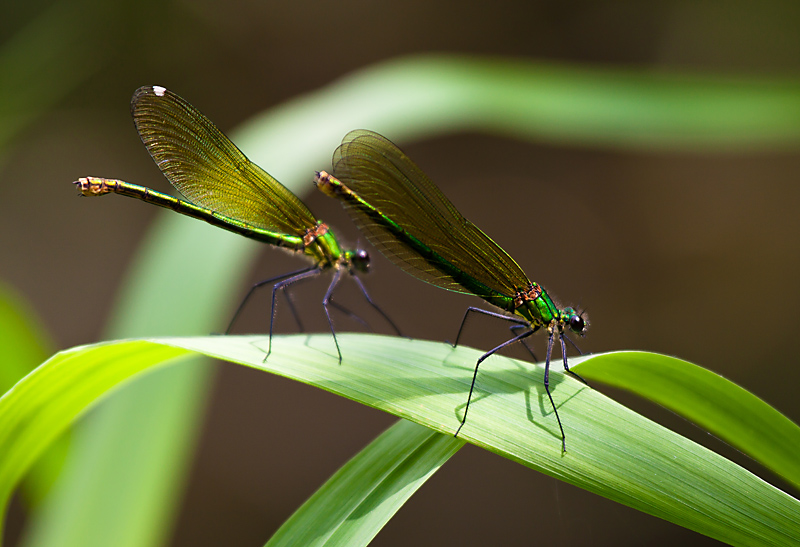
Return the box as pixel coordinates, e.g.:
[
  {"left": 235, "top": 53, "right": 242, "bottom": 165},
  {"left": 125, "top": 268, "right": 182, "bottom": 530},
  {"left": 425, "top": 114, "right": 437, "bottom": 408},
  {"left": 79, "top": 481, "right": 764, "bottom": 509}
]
[
  {"left": 0, "top": 0, "right": 125, "bottom": 152},
  {"left": 0, "top": 340, "right": 191, "bottom": 544},
  {"left": 3, "top": 336, "right": 799, "bottom": 546},
  {"left": 238, "top": 55, "right": 800, "bottom": 165},
  {"left": 0, "top": 281, "right": 68, "bottom": 507},
  {"left": 0, "top": 282, "right": 52, "bottom": 395},
  {"left": 20, "top": 216, "right": 252, "bottom": 547},
  {"left": 266, "top": 419, "right": 463, "bottom": 547}
]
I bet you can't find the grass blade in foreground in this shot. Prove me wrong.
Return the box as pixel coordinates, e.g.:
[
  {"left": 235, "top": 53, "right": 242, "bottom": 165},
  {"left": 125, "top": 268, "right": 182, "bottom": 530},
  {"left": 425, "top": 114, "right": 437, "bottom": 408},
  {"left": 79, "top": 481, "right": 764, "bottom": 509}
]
[
  {"left": 2, "top": 335, "right": 799, "bottom": 546},
  {"left": 0, "top": 341, "right": 193, "bottom": 538},
  {"left": 267, "top": 420, "right": 462, "bottom": 547},
  {"left": 575, "top": 352, "right": 800, "bottom": 490}
]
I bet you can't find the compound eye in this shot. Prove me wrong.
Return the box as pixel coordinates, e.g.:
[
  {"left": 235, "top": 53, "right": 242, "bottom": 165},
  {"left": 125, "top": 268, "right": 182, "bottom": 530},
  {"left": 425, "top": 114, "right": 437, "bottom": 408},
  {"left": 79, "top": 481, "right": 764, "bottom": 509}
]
[
  {"left": 352, "top": 249, "right": 370, "bottom": 273},
  {"left": 569, "top": 315, "right": 586, "bottom": 334}
]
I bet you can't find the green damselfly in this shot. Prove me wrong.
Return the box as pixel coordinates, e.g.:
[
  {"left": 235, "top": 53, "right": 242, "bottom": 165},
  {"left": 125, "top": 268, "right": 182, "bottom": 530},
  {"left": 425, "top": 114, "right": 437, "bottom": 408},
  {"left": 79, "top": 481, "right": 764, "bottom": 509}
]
[
  {"left": 75, "top": 88, "right": 400, "bottom": 360},
  {"left": 315, "top": 130, "right": 587, "bottom": 451}
]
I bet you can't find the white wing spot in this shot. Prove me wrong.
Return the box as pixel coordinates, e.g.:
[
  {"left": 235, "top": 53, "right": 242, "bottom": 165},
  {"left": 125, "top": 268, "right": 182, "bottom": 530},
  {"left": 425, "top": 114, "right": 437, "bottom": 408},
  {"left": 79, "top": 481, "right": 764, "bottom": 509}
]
[{"left": 153, "top": 86, "right": 166, "bottom": 96}]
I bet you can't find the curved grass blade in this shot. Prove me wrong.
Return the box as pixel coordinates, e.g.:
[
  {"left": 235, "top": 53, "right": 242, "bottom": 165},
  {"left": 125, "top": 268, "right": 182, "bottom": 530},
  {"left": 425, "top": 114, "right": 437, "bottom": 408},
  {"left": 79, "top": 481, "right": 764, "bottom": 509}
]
[
  {"left": 0, "top": 341, "right": 193, "bottom": 540},
  {"left": 235, "top": 57, "right": 800, "bottom": 161},
  {"left": 0, "top": 283, "right": 53, "bottom": 397},
  {"left": 0, "top": 283, "right": 68, "bottom": 507},
  {"left": 3, "top": 335, "right": 799, "bottom": 546},
  {"left": 574, "top": 351, "right": 800, "bottom": 490},
  {"left": 266, "top": 419, "right": 462, "bottom": 547}
]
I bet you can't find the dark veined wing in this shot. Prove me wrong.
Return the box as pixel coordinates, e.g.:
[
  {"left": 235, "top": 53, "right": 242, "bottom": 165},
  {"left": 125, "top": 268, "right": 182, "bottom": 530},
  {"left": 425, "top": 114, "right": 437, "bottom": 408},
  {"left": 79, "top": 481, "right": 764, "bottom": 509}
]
[
  {"left": 331, "top": 130, "right": 530, "bottom": 297},
  {"left": 131, "top": 85, "right": 317, "bottom": 236}
]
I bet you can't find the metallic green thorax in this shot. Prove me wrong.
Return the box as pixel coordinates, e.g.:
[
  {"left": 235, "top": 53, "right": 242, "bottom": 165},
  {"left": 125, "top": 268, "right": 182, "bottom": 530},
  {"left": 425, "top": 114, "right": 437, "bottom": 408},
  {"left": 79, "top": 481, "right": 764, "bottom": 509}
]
[
  {"left": 304, "top": 223, "right": 345, "bottom": 267},
  {"left": 515, "top": 285, "right": 558, "bottom": 327},
  {"left": 315, "top": 171, "right": 571, "bottom": 331}
]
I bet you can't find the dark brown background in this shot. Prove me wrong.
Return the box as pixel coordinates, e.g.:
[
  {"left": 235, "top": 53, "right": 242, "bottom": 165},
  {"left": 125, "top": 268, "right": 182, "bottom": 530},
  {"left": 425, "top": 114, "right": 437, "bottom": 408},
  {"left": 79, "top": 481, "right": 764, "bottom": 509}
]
[{"left": 2, "top": 1, "right": 799, "bottom": 545}]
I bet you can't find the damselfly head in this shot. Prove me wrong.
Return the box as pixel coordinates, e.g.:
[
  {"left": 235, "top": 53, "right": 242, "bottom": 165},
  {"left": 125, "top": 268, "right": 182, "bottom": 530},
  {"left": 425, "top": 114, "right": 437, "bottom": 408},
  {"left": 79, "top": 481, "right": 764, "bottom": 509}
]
[
  {"left": 562, "top": 307, "right": 588, "bottom": 335},
  {"left": 349, "top": 248, "right": 370, "bottom": 274}
]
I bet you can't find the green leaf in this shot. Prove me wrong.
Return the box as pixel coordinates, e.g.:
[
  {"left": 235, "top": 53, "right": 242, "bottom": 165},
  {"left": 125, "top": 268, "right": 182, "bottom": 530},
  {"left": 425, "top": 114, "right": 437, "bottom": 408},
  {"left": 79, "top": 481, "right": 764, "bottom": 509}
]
[
  {"left": 3, "top": 335, "right": 799, "bottom": 546},
  {"left": 0, "top": 341, "right": 192, "bottom": 535},
  {"left": 238, "top": 56, "right": 800, "bottom": 159},
  {"left": 0, "top": 282, "right": 68, "bottom": 507},
  {"left": 0, "top": 0, "right": 135, "bottom": 152},
  {"left": 0, "top": 283, "right": 52, "bottom": 398},
  {"left": 266, "top": 419, "right": 462, "bottom": 547},
  {"left": 575, "top": 352, "right": 800, "bottom": 490}
]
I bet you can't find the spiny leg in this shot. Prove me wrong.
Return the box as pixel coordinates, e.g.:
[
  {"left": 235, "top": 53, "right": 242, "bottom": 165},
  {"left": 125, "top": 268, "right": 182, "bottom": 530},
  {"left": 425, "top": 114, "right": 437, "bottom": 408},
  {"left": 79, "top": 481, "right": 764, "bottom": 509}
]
[
  {"left": 225, "top": 265, "right": 317, "bottom": 334},
  {"left": 281, "top": 283, "right": 305, "bottom": 332},
  {"left": 563, "top": 332, "right": 584, "bottom": 355},
  {"left": 283, "top": 268, "right": 359, "bottom": 331},
  {"left": 322, "top": 268, "right": 346, "bottom": 363},
  {"left": 454, "top": 328, "right": 535, "bottom": 437},
  {"left": 327, "top": 299, "right": 371, "bottom": 329},
  {"left": 351, "top": 275, "right": 403, "bottom": 336},
  {"left": 510, "top": 323, "right": 541, "bottom": 362},
  {"left": 453, "top": 307, "right": 528, "bottom": 348},
  {"left": 543, "top": 331, "right": 567, "bottom": 453},
  {"left": 560, "top": 332, "right": 589, "bottom": 386},
  {"left": 265, "top": 267, "right": 322, "bottom": 362}
]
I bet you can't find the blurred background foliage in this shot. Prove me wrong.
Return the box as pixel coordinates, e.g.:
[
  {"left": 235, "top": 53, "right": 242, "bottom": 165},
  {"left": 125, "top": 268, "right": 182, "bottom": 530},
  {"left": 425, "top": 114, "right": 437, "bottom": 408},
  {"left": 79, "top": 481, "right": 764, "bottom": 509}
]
[{"left": 1, "top": 0, "right": 799, "bottom": 545}]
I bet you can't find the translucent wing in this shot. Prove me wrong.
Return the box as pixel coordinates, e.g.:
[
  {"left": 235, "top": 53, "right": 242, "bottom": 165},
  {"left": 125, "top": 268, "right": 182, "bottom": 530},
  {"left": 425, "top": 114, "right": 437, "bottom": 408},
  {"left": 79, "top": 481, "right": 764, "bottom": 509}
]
[
  {"left": 331, "top": 130, "right": 530, "bottom": 297},
  {"left": 131, "top": 86, "right": 317, "bottom": 236}
]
